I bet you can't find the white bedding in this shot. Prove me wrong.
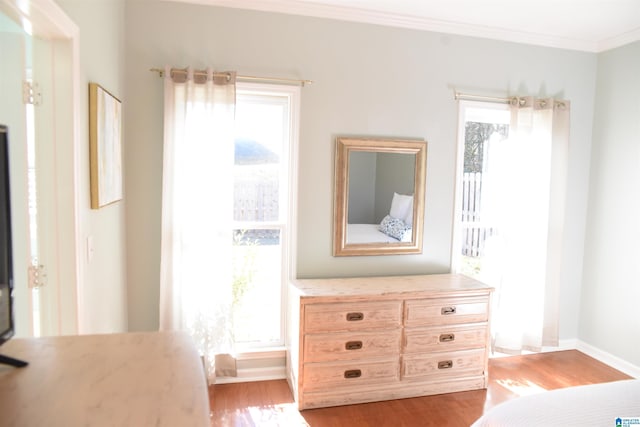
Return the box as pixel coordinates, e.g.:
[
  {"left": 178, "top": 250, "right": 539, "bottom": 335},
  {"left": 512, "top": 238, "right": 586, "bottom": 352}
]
[
  {"left": 471, "top": 379, "right": 640, "bottom": 427},
  {"left": 346, "top": 223, "right": 410, "bottom": 244},
  {"left": 347, "top": 223, "right": 398, "bottom": 243}
]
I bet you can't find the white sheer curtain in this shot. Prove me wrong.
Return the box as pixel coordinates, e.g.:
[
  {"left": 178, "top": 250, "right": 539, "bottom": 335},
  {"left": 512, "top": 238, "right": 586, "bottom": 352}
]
[
  {"left": 480, "top": 96, "right": 570, "bottom": 354},
  {"left": 159, "top": 67, "right": 236, "bottom": 383}
]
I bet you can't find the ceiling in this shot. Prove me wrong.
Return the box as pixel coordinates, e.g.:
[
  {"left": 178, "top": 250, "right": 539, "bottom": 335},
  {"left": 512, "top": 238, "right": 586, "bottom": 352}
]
[{"left": 168, "top": 0, "right": 640, "bottom": 52}]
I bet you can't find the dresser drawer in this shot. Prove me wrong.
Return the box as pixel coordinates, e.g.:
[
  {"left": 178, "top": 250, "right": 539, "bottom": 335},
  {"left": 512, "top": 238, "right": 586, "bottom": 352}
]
[
  {"left": 305, "top": 329, "right": 401, "bottom": 362},
  {"left": 403, "top": 324, "right": 487, "bottom": 353},
  {"left": 404, "top": 296, "right": 489, "bottom": 326},
  {"left": 304, "top": 301, "right": 402, "bottom": 333},
  {"left": 303, "top": 358, "right": 400, "bottom": 390},
  {"left": 402, "top": 349, "right": 485, "bottom": 380}
]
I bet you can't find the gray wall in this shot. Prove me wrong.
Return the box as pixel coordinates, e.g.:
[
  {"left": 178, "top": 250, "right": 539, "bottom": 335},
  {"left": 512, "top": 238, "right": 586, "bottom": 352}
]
[
  {"left": 581, "top": 41, "right": 640, "bottom": 367},
  {"left": 54, "top": 0, "right": 129, "bottom": 334},
  {"left": 374, "top": 153, "right": 416, "bottom": 223},
  {"left": 124, "top": 0, "right": 596, "bottom": 338},
  {"left": 347, "top": 151, "right": 376, "bottom": 223}
]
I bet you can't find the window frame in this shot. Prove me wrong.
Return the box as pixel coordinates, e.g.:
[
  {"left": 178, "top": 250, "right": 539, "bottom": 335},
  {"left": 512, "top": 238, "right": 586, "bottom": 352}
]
[
  {"left": 232, "top": 82, "right": 300, "bottom": 351},
  {"left": 451, "top": 100, "right": 510, "bottom": 273}
]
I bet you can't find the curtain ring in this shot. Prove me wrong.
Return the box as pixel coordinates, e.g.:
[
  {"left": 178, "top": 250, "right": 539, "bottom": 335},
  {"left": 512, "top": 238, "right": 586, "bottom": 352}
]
[{"left": 511, "top": 97, "right": 528, "bottom": 107}]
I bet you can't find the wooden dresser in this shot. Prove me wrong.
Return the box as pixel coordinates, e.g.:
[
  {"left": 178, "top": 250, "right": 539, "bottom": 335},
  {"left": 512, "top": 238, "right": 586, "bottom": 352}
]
[{"left": 286, "top": 274, "right": 493, "bottom": 410}]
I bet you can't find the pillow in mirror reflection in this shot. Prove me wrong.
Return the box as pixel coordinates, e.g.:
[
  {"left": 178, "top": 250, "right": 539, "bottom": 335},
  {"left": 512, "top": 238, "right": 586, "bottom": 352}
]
[
  {"left": 379, "top": 214, "right": 411, "bottom": 241},
  {"left": 390, "top": 192, "right": 413, "bottom": 227}
]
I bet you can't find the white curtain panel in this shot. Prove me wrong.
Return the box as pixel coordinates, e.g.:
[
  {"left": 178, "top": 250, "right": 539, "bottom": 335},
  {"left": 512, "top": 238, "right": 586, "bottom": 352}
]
[
  {"left": 159, "top": 67, "right": 236, "bottom": 383},
  {"left": 480, "top": 97, "right": 570, "bottom": 354}
]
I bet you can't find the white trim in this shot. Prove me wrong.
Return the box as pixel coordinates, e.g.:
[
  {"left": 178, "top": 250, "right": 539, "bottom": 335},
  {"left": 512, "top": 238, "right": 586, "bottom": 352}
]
[
  {"left": 493, "top": 339, "right": 640, "bottom": 379},
  {"left": 215, "top": 366, "right": 286, "bottom": 384},
  {"left": 215, "top": 347, "right": 287, "bottom": 384},
  {"left": 1, "top": 0, "right": 82, "bottom": 334},
  {"left": 159, "top": 0, "right": 637, "bottom": 52},
  {"left": 220, "top": 339, "right": 640, "bottom": 384},
  {"left": 234, "top": 347, "right": 286, "bottom": 361},
  {"left": 545, "top": 338, "right": 578, "bottom": 352},
  {"left": 450, "top": 101, "right": 467, "bottom": 274},
  {"left": 233, "top": 82, "right": 300, "bottom": 349},
  {"left": 597, "top": 27, "right": 640, "bottom": 53},
  {"left": 0, "top": 0, "right": 77, "bottom": 39},
  {"left": 575, "top": 340, "right": 640, "bottom": 379},
  {"left": 450, "top": 100, "right": 509, "bottom": 274}
]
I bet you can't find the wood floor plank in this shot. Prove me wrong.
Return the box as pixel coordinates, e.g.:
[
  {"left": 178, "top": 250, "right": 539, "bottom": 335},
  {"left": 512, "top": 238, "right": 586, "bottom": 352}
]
[{"left": 209, "top": 350, "right": 633, "bottom": 426}]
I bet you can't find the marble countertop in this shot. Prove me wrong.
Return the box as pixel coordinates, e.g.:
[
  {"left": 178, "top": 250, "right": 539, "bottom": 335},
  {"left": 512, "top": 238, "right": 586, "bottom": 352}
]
[{"left": 0, "top": 331, "right": 210, "bottom": 427}]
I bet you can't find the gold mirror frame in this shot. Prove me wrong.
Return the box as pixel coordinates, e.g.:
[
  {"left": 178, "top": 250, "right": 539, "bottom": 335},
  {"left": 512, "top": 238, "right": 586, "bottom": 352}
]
[{"left": 333, "top": 137, "right": 427, "bottom": 256}]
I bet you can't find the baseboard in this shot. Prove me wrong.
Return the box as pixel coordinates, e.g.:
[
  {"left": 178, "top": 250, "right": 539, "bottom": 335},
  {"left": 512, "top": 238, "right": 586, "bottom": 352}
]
[
  {"left": 544, "top": 339, "right": 640, "bottom": 378},
  {"left": 492, "top": 338, "right": 640, "bottom": 379},
  {"left": 214, "top": 340, "right": 640, "bottom": 384},
  {"left": 215, "top": 366, "right": 286, "bottom": 384},
  {"left": 574, "top": 340, "right": 640, "bottom": 379},
  {"left": 490, "top": 339, "right": 577, "bottom": 358},
  {"left": 542, "top": 338, "right": 578, "bottom": 352},
  {"left": 214, "top": 347, "right": 287, "bottom": 384}
]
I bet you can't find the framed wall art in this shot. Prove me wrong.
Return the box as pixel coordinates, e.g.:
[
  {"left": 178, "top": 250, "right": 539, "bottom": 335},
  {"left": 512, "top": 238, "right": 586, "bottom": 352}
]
[{"left": 89, "top": 82, "right": 122, "bottom": 209}]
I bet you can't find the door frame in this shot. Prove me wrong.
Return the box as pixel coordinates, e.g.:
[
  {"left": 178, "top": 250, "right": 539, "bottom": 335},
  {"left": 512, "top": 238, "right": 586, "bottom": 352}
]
[{"left": 0, "top": 0, "right": 82, "bottom": 335}]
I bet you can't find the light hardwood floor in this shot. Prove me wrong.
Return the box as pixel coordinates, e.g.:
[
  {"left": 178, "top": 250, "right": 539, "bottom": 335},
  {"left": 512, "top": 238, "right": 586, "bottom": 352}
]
[{"left": 209, "top": 350, "right": 633, "bottom": 426}]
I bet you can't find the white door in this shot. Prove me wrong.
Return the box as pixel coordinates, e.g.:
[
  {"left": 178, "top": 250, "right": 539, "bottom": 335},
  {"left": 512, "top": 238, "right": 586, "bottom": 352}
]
[
  {"left": 0, "top": 6, "right": 78, "bottom": 337},
  {"left": 0, "top": 11, "right": 33, "bottom": 337}
]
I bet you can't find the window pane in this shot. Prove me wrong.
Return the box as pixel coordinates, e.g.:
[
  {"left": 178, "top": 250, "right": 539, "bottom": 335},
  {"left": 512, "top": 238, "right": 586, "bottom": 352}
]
[
  {"left": 232, "top": 229, "right": 282, "bottom": 345},
  {"left": 234, "top": 96, "right": 288, "bottom": 223},
  {"left": 234, "top": 160, "right": 279, "bottom": 222},
  {"left": 230, "top": 86, "right": 296, "bottom": 350},
  {"left": 457, "top": 106, "right": 510, "bottom": 279}
]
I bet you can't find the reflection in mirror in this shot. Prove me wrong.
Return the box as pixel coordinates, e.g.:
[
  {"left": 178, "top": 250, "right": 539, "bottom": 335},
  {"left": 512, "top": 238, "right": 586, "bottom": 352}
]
[
  {"left": 333, "top": 137, "right": 427, "bottom": 256},
  {"left": 347, "top": 152, "right": 415, "bottom": 243}
]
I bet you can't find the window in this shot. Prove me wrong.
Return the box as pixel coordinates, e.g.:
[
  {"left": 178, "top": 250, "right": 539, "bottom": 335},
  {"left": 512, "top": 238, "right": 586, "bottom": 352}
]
[
  {"left": 231, "top": 83, "right": 299, "bottom": 350},
  {"left": 453, "top": 98, "right": 569, "bottom": 354},
  {"left": 452, "top": 101, "right": 510, "bottom": 277}
]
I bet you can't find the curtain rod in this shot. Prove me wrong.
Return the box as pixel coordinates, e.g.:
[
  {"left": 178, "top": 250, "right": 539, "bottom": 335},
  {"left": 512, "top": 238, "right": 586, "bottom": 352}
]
[
  {"left": 454, "top": 91, "right": 568, "bottom": 109},
  {"left": 150, "top": 68, "right": 313, "bottom": 87},
  {"left": 454, "top": 91, "right": 510, "bottom": 104}
]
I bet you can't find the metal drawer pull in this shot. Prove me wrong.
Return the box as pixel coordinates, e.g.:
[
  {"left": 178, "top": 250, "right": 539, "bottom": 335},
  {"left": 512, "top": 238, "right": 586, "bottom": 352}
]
[
  {"left": 346, "top": 312, "right": 364, "bottom": 321},
  {"left": 345, "top": 340, "right": 363, "bottom": 350},
  {"left": 441, "top": 306, "right": 457, "bottom": 315},
  {"left": 344, "top": 369, "right": 362, "bottom": 379},
  {"left": 438, "top": 360, "right": 453, "bottom": 369},
  {"left": 439, "top": 333, "right": 455, "bottom": 342}
]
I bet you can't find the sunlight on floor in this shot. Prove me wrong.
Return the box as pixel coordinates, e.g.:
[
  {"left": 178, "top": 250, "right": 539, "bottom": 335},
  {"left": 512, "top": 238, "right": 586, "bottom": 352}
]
[
  {"left": 496, "top": 378, "right": 547, "bottom": 397},
  {"left": 243, "top": 403, "right": 309, "bottom": 427}
]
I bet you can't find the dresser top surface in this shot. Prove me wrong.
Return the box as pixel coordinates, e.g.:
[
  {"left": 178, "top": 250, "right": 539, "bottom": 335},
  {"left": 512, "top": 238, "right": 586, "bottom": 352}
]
[
  {"left": 291, "top": 274, "right": 492, "bottom": 302},
  {"left": 0, "top": 331, "right": 210, "bottom": 427}
]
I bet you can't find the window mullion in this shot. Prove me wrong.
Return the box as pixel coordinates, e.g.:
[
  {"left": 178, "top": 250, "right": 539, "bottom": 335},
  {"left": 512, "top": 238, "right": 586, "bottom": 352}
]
[{"left": 233, "top": 222, "right": 285, "bottom": 230}]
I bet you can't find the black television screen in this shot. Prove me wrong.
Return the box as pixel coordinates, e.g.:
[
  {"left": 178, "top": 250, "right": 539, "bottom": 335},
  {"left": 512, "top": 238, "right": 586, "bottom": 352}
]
[{"left": 0, "top": 124, "right": 14, "bottom": 346}]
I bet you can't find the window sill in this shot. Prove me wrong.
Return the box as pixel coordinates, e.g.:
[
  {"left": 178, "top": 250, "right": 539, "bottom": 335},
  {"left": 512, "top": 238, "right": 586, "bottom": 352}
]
[{"left": 234, "top": 346, "right": 286, "bottom": 361}]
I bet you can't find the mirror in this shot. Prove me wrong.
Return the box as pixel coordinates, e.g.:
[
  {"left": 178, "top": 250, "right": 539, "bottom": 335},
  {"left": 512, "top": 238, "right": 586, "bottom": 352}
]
[{"left": 333, "top": 137, "right": 427, "bottom": 256}]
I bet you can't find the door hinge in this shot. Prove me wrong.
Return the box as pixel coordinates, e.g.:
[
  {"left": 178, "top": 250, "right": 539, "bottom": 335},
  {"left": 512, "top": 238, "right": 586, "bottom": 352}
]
[
  {"left": 23, "top": 81, "right": 42, "bottom": 106},
  {"left": 28, "top": 264, "right": 47, "bottom": 289}
]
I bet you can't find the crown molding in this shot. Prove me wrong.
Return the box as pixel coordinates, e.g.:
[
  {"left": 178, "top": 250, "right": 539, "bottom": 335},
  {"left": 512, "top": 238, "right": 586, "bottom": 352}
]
[
  {"left": 596, "top": 27, "right": 640, "bottom": 53},
  {"left": 163, "top": 0, "right": 638, "bottom": 53}
]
